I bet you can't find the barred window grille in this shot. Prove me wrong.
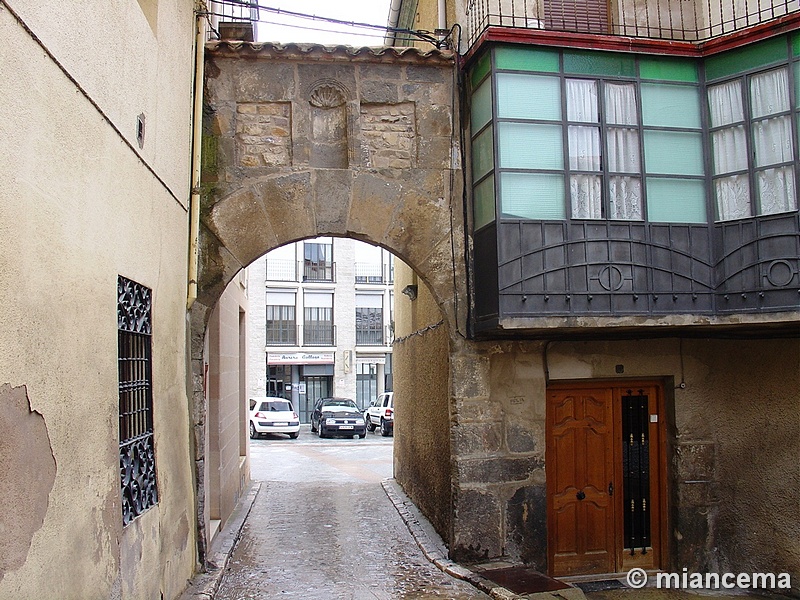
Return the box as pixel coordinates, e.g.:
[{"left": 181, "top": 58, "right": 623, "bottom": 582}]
[{"left": 117, "top": 276, "right": 158, "bottom": 525}]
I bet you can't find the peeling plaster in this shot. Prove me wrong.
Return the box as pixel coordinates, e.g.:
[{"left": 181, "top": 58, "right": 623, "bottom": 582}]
[{"left": 0, "top": 384, "right": 57, "bottom": 582}]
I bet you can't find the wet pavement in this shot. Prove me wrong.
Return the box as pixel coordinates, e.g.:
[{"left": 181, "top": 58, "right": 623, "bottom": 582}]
[
  {"left": 181, "top": 426, "right": 786, "bottom": 600},
  {"left": 188, "top": 426, "right": 489, "bottom": 599}
]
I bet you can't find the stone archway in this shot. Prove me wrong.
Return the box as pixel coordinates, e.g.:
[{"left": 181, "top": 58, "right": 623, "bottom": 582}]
[{"left": 188, "top": 41, "right": 468, "bottom": 564}]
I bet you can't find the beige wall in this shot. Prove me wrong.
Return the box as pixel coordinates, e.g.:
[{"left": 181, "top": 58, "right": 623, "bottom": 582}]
[
  {"left": 0, "top": 1, "right": 198, "bottom": 598},
  {"left": 205, "top": 274, "right": 250, "bottom": 542},
  {"left": 392, "top": 260, "right": 454, "bottom": 541}
]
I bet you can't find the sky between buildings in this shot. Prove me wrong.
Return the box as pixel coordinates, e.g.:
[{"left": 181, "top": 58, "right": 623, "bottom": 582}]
[{"left": 255, "top": 0, "right": 393, "bottom": 46}]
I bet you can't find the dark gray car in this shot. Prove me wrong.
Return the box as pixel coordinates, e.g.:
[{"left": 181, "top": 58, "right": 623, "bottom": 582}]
[{"left": 310, "top": 397, "right": 366, "bottom": 438}]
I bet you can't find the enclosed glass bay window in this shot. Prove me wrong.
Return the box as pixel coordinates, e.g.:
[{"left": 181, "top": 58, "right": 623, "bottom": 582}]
[
  {"left": 470, "top": 47, "right": 708, "bottom": 225},
  {"left": 709, "top": 67, "right": 797, "bottom": 220}
]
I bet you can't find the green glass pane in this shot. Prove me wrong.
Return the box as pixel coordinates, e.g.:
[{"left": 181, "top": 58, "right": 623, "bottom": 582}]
[
  {"left": 470, "top": 50, "right": 492, "bottom": 90},
  {"left": 795, "top": 62, "right": 800, "bottom": 108},
  {"left": 639, "top": 57, "right": 698, "bottom": 82},
  {"left": 497, "top": 73, "right": 561, "bottom": 120},
  {"left": 471, "top": 79, "right": 493, "bottom": 133},
  {"left": 644, "top": 130, "right": 704, "bottom": 176},
  {"left": 474, "top": 175, "right": 496, "bottom": 229},
  {"left": 495, "top": 46, "right": 559, "bottom": 72},
  {"left": 705, "top": 36, "right": 788, "bottom": 81},
  {"left": 641, "top": 84, "right": 701, "bottom": 129},
  {"left": 498, "top": 122, "right": 563, "bottom": 169},
  {"left": 500, "top": 172, "right": 566, "bottom": 219},
  {"left": 472, "top": 126, "right": 494, "bottom": 182},
  {"left": 793, "top": 32, "right": 800, "bottom": 57},
  {"left": 646, "top": 178, "right": 707, "bottom": 223},
  {"left": 564, "top": 50, "right": 635, "bottom": 77}
]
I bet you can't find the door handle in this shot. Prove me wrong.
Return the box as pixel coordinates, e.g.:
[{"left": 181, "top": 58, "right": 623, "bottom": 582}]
[
  {"left": 576, "top": 490, "right": 586, "bottom": 500},
  {"left": 609, "top": 482, "right": 614, "bottom": 496}
]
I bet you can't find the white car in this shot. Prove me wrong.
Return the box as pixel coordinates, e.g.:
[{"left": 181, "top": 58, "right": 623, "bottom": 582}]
[
  {"left": 249, "top": 397, "right": 300, "bottom": 439},
  {"left": 364, "top": 392, "right": 393, "bottom": 437}
]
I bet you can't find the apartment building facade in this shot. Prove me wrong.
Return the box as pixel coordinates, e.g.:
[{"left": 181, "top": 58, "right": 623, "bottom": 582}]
[{"left": 247, "top": 238, "right": 394, "bottom": 420}]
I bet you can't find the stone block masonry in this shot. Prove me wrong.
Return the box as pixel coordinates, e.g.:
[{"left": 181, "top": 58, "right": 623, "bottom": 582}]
[{"left": 236, "top": 103, "right": 291, "bottom": 167}]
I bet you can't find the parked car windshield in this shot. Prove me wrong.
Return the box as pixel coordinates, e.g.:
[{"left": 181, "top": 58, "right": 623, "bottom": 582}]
[
  {"left": 260, "top": 400, "right": 292, "bottom": 412},
  {"left": 322, "top": 399, "right": 358, "bottom": 410}
]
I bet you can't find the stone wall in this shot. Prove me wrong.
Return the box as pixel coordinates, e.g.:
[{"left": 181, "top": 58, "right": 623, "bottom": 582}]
[
  {"left": 196, "top": 41, "right": 466, "bottom": 556},
  {"left": 447, "top": 336, "right": 799, "bottom": 589}
]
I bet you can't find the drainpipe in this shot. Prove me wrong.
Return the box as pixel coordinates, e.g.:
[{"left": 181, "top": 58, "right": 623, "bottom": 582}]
[
  {"left": 187, "top": 7, "right": 206, "bottom": 310},
  {"left": 386, "top": 0, "right": 403, "bottom": 45},
  {"left": 438, "top": 0, "right": 446, "bottom": 31}
]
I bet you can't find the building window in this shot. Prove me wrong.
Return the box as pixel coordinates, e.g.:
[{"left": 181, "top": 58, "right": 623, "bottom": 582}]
[
  {"left": 476, "top": 47, "right": 709, "bottom": 225},
  {"left": 117, "top": 275, "right": 158, "bottom": 526},
  {"left": 709, "top": 67, "right": 797, "bottom": 220},
  {"left": 303, "top": 240, "right": 334, "bottom": 281},
  {"left": 303, "top": 292, "right": 334, "bottom": 346},
  {"left": 356, "top": 294, "right": 384, "bottom": 345},
  {"left": 356, "top": 362, "right": 378, "bottom": 408},
  {"left": 266, "top": 291, "right": 296, "bottom": 345}
]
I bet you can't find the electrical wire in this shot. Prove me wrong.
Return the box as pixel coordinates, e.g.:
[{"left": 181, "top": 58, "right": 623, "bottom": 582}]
[{"left": 201, "top": 0, "right": 453, "bottom": 48}]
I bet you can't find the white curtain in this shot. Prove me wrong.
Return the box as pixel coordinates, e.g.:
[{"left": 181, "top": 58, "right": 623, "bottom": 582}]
[
  {"left": 567, "top": 80, "right": 602, "bottom": 218},
  {"left": 708, "top": 79, "right": 751, "bottom": 220},
  {"left": 751, "top": 68, "right": 796, "bottom": 215},
  {"left": 750, "top": 68, "right": 789, "bottom": 117},
  {"left": 605, "top": 82, "right": 637, "bottom": 125},
  {"left": 605, "top": 83, "right": 642, "bottom": 219},
  {"left": 567, "top": 79, "right": 598, "bottom": 123},
  {"left": 568, "top": 124, "right": 602, "bottom": 219}
]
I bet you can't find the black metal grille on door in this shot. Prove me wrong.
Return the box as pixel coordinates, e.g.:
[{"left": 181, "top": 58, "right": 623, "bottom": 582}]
[{"left": 622, "top": 389, "right": 650, "bottom": 553}]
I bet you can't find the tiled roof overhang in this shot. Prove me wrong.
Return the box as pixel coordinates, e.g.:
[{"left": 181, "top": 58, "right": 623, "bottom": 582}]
[{"left": 205, "top": 40, "right": 455, "bottom": 65}]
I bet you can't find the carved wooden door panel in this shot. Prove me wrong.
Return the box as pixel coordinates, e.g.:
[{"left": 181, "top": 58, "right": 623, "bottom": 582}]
[{"left": 547, "top": 388, "right": 616, "bottom": 576}]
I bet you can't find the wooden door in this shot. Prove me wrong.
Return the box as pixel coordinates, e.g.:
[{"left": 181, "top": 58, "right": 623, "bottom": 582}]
[
  {"left": 547, "top": 388, "right": 616, "bottom": 576},
  {"left": 547, "top": 381, "right": 666, "bottom": 576}
]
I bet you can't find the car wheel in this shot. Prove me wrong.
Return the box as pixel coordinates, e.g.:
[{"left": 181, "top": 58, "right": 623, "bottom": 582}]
[
  {"left": 249, "top": 422, "right": 257, "bottom": 439},
  {"left": 318, "top": 426, "right": 326, "bottom": 438},
  {"left": 380, "top": 419, "right": 391, "bottom": 437},
  {"left": 365, "top": 416, "right": 375, "bottom": 432},
  {"left": 358, "top": 433, "right": 366, "bottom": 439},
  {"left": 289, "top": 432, "right": 299, "bottom": 439}
]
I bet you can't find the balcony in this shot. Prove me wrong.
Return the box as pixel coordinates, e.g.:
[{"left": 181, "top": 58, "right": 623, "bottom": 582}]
[
  {"left": 466, "top": 0, "right": 800, "bottom": 47},
  {"left": 355, "top": 263, "right": 386, "bottom": 284},
  {"left": 303, "top": 323, "right": 336, "bottom": 346},
  {"left": 265, "top": 324, "right": 297, "bottom": 346},
  {"left": 265, "top": 258, "right": 297, "bottom": 282},
  {"left": 303, "top": 260, "right": 335, "bottom": 283}
]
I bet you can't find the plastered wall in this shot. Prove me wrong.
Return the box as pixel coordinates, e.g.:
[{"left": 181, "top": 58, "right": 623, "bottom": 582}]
[
  {"left": 0, "top": 1, "right": 198, "bottom": 597},
  {"left": 392, "top": 260, "right": 454, "bottom": 541}
]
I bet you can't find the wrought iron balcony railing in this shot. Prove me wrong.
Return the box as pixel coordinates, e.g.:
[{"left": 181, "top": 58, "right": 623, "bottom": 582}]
[
  {"left": 303, "top": 323, "right": 336, "bottom": 346},
  {"left": 265, "top": 323, "right": 297, "bottom": 346},
  {"left": 265, "top": 258, "right": 297, "bottom": 282},
  {"left": 355, "top": 263, "right": 385, "bottom": 284},
  {"left": 303, "top": 260, "right": 335, "bottom": 283},
  {"left": 466, "top": 0, "right": 800, "bottom": 47}
]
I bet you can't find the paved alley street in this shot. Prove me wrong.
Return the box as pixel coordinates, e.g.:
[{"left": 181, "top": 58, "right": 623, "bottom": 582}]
[
  {"left": 213, "top": 427, "right": 490, "bottom": 599},
  {"left": 186, "top": 426, "right": 785, "bottom": 600}
]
